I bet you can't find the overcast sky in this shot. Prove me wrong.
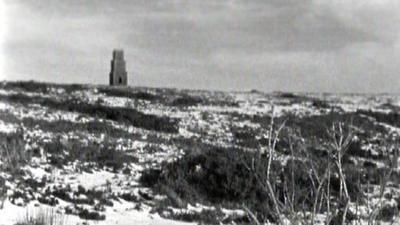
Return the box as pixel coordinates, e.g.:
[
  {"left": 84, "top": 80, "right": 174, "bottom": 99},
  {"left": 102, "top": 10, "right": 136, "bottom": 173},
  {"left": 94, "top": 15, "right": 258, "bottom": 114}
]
[{"left": 1, "top": 0, "right": 400, "bottom": 92}]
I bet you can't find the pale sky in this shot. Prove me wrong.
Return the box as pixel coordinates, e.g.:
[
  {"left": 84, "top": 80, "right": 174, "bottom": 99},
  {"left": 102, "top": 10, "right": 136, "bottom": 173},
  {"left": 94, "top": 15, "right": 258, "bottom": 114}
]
[{"left": 1, "top": 0, "right": 400, "bottom": 92}]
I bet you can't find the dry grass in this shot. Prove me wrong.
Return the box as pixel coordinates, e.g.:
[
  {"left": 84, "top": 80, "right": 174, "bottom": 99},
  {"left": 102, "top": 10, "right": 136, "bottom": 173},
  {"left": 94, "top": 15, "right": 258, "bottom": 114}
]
[
  {"left": 0, "top": 130, "right": 30, "bottom": 176},
  {"left": 15, "top": 208, "right": 67, "bottom": 225}
]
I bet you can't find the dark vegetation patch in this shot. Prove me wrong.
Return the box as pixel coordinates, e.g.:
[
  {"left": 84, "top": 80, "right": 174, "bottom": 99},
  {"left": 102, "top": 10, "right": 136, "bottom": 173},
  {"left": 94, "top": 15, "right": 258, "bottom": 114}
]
[
  {"left": 38, "top": 195, "right": 59, "bottom": 206},
  {"left": 275, "top": 92, "right": 302, "bottom": 99},
  {"left": 141, "top": 144, "right": 364, "bottom": 222},
  {"left": 0, "top": 81, "right": 51, "bottom": 93},
  {"left": 78, "top": 209, "right": 106, "bottom": 220},
  {"left": 274, "top": 92, "right": 326, "bottom": 106},
  {"left": 65, "top": 204, "right": 106, "bottom": 220},
  {"left": 229, "top": 111, "right": 387, "bottom": 151},
  {"left": 273, "top": 92, "right": 338, "bottom": 110},
  {"left": 1, "top": 81, "right": 239, "bottom": 108},
  {"left": 168, "top": 92, "right": 238, "bottom": 107},
  {"left": 311, "top": 99, "right": 331, "bottom": 109},
  {"left": 119, "top": 192, "right": 138, "bottom": 202},
  {"left": 171, "top": 95, "right": 204, "bottom": 107},
  {"left": 157, "top": 207, "right": 244, "bottom": 225},
  {"left": 357, "top": 110, "right": 400, "bottom": 128},
  {"left": 42, "top": 138, "right": 137, "bottom": 171},
  {"left": 24, "top": 177, "right": 46, "bottom": 191},
  {"left": 346, "top": 140, "right": 385, "bottom": 160},
  {"left": 9, "top": 190, "right": 34, "bottom": 206},
  {"left": 45, "top": 185, "right": 113, "bottom": 207},
  {"left": 0, "top": 81, "right": 86, "bottom": 94},
  {"left": 376, "top": 204, "right": 399, "bottom": 222},
  {"left": 20, "top": 117, "right": 137, "bottom": 139},
  {"left": 141, "top": 147, "right": 269, "bottom": 206},
  {"left": 232, "top": 129, "right": 260, "bottom": 149},
  {"left": 230, "top": 126, "right": 269, "bottom": 149},
  {"left": 378, "top": 102, "right": 400, "bottom": 112},
  {"left": 0, "top": 112, "right": 20, "bottom": 125},
  {"left": 98, "top": 87, "right": 162, "bottom": 101},
  {"left": 250, "top": 112, "right": 387, "bottom": 141},
  {"left": 141, "top": 121, "right": 392, "bottom": 223},
  {"left": 0, "top": 93, "right": 179, "bottom": 133},
  {"left": 0, "top": 131, "right": 30, "bottom": 176},
  {"left": 205, "top": 99, "right": 239, "bottom": 108},
  {"left": 69, "top": 144, "right": 135, "bottom": 171},
  {"left": 228, "top": 111, "right": 255, "bottom": 122}
]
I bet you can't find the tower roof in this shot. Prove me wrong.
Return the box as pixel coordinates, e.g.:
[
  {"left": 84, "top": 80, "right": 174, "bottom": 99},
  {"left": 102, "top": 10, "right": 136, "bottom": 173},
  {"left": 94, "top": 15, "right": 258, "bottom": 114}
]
[{"left": 112, "top": 49, "right": 124, "bottom": 59}]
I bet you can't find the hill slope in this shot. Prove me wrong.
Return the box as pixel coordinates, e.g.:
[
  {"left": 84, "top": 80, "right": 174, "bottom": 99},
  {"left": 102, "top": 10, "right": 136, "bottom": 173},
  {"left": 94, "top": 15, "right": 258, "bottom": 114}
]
[{"left": 0, "top": 81, "right": 400, "bottom": 224}]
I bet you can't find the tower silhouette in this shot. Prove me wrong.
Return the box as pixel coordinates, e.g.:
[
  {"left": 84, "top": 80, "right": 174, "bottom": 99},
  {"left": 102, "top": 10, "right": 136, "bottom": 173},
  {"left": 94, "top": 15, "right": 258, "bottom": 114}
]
[{"left": 109, "top": 49, "right": 127, "bottom": 86}]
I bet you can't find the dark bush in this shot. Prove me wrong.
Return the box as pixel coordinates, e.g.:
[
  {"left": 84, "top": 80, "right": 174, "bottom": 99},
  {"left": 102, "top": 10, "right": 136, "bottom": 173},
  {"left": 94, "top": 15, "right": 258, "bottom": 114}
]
[
  {"left": 120, "top": 192, "right": 138, "bottom": 202},
  {"left": 376, "top": 204, "right": 398, "bottom": 222},
  {"left": 276, "top": 92, "right": 301, "bottom": 99},
  {"left": 122, "top": 167, "right": 131, "bottom": 175},
  {"left": 67, "top": 143, "right": 135, "bottom": 171},
  {"left": 78, "top": 209, "right": 106, "bottom": 220},
  {"left": 232, "top": 129, "right": 260, "bottom": 148},
  {"left": 1, "top": 81, "right": 49, "bottom": 93},
  {"left": 329, "top": 207, "right": 357, "bottom": 225},
  {"left": 38, "top": 196, "right": 59, "bottom": 206},
  {"left": 312, "top": 100, "right": 330, "bottom": 109},
  {"left": 24, "top": 178, "right": 46, "bottom": 191},
  {"left": 141, "top": 136, "right": 374, "bottom": 223},
  {"left": 98, "top": 88, "right": 161, "bottom": 101},
  {"left": 347, "top": 141, "right": 366, "bottom": 157},
  {"left": 357, "top": 110, "right": 400, "bottom": 128},
  {"left": 49, "top": 186, "right": 73, "bottom": 202},
  {"left": 171, "top": 95, "right": 203, "bottom": 107},
  {"left": 166, "top": 209, "right": 224, "bottom": 224},
  {"left": 140, "top": 169, "right": 162, "bottom": 187},
  {"left": 141, "top": 146, "right": 317, "bottom": 222},
  {"left": 48, "top": 185, "right": 111, "bottom": 206},
  {"left": 0, "top": 81, "right": 86, "bottom": 94}
]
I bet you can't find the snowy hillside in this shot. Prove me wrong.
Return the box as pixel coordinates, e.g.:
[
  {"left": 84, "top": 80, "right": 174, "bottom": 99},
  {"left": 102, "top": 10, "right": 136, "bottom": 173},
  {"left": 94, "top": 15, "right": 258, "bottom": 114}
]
[{"left": 0, "top": 81, "right": 400, "bottom": 225}]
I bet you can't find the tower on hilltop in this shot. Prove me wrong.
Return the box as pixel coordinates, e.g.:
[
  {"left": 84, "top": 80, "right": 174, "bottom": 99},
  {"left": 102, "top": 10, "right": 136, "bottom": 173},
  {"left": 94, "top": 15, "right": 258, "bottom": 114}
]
[{"left": 109, "top": 49, "right": 127, "bottom": 86}]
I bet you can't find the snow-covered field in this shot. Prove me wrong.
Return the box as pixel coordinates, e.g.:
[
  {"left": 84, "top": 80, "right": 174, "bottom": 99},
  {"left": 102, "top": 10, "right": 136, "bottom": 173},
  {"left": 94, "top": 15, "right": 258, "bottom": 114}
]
[{"left": 0, "top": 81, "right": 400, "bottom": 225}]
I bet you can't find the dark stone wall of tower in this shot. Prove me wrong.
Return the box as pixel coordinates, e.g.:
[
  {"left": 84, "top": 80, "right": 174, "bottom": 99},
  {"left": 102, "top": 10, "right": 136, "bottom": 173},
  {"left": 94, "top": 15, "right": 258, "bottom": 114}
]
[{"left": 109, "top": 49, "right": 128, "bottom": 86}]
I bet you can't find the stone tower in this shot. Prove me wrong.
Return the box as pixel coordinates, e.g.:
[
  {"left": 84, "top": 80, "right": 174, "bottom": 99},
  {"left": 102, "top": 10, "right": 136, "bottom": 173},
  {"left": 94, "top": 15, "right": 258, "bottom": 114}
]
[{"left": 109, "top": 49, "right": 128, "bottom": 86}]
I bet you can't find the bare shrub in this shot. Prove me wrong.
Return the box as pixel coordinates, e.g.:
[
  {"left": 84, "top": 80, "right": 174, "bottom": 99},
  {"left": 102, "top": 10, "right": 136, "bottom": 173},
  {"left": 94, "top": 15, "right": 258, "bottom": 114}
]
[
  {"left": 0, "top": 130, "right": 31, "bottom": 209},
  {"left": 0, "top": 129, "right": 30, "bottom": 176}
]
